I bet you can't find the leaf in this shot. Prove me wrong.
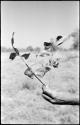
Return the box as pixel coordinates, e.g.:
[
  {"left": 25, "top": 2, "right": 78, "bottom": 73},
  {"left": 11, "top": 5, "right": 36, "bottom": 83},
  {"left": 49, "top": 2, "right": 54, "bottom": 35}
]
[
  {"left": 11, "top": 32, "right": 15, "bottom": 46},
  {"left": 49, "top": 60, "right": 59, "bottom": 68},
  {"left": 11, "top": 37, "right": 14, "bottom": 46},
  {"left": 21, "top": 53, "right": 30, "bottom": 60},
  {"left": 57, "top": 41, "right": 64, "bottom": 46},
  {"left": 35, "top": 66, "right": 51, "bottom": 77},
  {"left": 13, "top": 47, "right": 19, "bottom": 55},
  {"left": 9, "top": 52, "right": 17, "bottom": 60},
  {"left": 56, "top": 35, "right": 63, "bottom": 41},
  {"left": 24, "top": 68, "right": 34, "bottom": 79}
]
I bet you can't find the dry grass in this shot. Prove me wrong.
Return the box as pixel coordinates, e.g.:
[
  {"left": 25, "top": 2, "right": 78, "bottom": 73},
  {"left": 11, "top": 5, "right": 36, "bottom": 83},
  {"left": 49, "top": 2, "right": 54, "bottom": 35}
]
[{"left": 1, "top": 50, "right": 79, "bottom": 124}]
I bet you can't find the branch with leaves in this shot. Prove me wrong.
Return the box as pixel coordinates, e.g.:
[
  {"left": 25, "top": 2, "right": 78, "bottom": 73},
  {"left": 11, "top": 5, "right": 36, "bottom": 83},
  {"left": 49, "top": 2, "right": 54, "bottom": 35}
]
[{"left": 10, "top": 32, "right": 79, "bottom": 105}]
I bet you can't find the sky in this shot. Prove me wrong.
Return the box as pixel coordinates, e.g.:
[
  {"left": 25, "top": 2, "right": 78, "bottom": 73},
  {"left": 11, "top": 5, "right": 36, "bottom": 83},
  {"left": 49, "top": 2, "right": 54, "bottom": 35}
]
[{"left": 1, "top": 1, "right": 79, "bottom": 49}]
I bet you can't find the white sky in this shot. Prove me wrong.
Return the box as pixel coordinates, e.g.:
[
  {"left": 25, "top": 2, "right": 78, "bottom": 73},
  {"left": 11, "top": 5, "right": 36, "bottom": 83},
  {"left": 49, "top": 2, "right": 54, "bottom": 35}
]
[{"left": 1, "top": 1, "right": 79, "bottom": 48}]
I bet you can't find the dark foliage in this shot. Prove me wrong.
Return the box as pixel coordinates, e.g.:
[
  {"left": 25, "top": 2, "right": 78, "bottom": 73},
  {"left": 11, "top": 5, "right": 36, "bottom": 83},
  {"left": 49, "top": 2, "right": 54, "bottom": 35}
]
[
  {"left": 21, "top": 53, "right": 30, "bottom": 59},
  {"left": 9, "top": 52, "right": 17, "bottom": 60},
  {"left": 56, "top": 35, "right": 63, "bottom": 41},
  {"left": 24, "top": 68, "right": 34, "bottom": 79}
]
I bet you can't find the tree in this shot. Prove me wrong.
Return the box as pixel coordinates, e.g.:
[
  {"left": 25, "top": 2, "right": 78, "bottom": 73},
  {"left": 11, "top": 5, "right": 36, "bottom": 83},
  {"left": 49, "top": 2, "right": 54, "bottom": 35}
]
[
  {"left": 71, "top": 29, "right": 79, "bottom": 50},
  {"left": 34, "top": 47, "right": 41, "bottom": 53},
  {"left": 26, "top": 46, "right": 34, "bottom": 52}
]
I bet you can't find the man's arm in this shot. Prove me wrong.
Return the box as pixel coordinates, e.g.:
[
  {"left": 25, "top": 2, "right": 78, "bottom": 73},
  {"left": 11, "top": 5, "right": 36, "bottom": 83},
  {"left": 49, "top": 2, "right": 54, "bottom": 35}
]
[{"left": 42, "top": 85, "right": 79, "bottom": 105}]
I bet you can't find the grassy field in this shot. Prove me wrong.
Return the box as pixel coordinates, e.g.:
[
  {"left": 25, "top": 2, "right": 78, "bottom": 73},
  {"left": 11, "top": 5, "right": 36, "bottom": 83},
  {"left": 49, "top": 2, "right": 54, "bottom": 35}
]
[{"left": 1, "top": 50, "right": 79, "bottom": 124}]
